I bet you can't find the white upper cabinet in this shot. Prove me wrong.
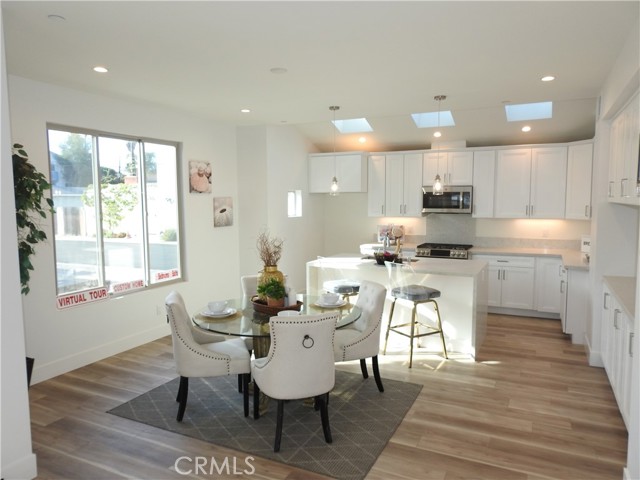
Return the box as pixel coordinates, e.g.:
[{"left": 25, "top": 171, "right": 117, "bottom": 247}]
[
  {"left": 608, "top": 91, "right": 640, "bottom": 203},
  {"left": 308, "top": 152, "right": 367, "bottom": 193},
  {"left": 472, "top": 150, "right": 495, "bottom": 218},
  {"left": 385, "top": 153, "right": 423, "bottom": 217},
  {"left": 423, "top": 151, "right": 473, "bottom": 186},
  {"left": 565, "top": 142, "right": 593, "bottom": 219},
  {"left": 367, "top": 155, "right": 386, "bottom": 216},
  {"left": 495, "top": 147, "right": 567, "bottom": 218}
]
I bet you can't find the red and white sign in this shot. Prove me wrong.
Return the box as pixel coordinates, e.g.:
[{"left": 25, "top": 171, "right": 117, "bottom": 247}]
[
  {"left": 56, "top": 287, "right": 109, "bottom": 310},
  {"left": 111, "top": 279, "right": 145, "bottom": 294},
  {"left": 155, "top": 269, "right": 179, "bottom": 282}
]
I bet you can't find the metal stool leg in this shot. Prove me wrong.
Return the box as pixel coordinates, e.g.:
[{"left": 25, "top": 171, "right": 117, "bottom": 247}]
[
  {"left": 409, "top": 302, "right": 418, "bottom": 368},
  {"left": 432, "top": 300, "right": 448, "bottom": 359},
  {"left": 383, "top": 298, "right": 397, "bottom": 355}
]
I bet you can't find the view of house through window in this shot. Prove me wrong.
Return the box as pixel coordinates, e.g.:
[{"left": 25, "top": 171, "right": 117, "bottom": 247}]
[{"left": 48, "top": 126, "right": 182, "bottom": 296}]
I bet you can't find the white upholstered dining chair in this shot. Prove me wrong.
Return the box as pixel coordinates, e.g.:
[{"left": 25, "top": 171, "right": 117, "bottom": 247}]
[
  {"left": 165, "top": 291, "right": 251, "bottom": 421},
  {"left": 333, "top": 280, "right": 387, "bottom": 392},
  {"left": 251, "top": 312, "right": 339, "bottom": 452}
]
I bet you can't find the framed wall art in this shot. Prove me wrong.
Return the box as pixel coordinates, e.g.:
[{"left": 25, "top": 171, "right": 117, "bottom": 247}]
[
  {"left": 213, "top": 197, "right": 233, "bottom": 227},
  {"left": 189, "top": 160, "right": 211, "bottom": 193}
]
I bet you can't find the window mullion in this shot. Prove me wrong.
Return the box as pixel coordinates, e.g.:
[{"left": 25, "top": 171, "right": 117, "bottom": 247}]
[
  {"left": 93, "top": 135, "right": 107, "bottom": 288},
  {"left": 139, "top": 140, "right": 151, "bottom": 287}
]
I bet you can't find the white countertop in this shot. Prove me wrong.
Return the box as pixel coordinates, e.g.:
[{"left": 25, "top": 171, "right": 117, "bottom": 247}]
[
  {"left": 471, "top": 247, "right": 589, "bottom": 270},
  {"left": 603, "top": 275, "right": 636, "bottom": 318},
  {"left": 311, "top": 254, "right": 488, "bottom": 277}
]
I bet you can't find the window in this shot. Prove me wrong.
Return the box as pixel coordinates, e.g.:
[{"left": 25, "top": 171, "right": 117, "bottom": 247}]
[
  {"left": 287, "top": 190, "right": 302, "bottom": 217},
  {"left": 48, "top": 126, "right": 182, "bottom": 297}
]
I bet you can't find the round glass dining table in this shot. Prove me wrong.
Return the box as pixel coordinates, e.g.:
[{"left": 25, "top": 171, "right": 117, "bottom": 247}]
[{"left": 192, "top": 295, "right": 361, "bottom": 358}]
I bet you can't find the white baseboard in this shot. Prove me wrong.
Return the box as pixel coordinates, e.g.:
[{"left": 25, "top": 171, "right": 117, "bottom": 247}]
[
  {"left": 1, "top": 452, "right": 37, "bottom": 479},
  {"left": 585, "top": 334, "right": 605, "bottom": 367},
  {"left": 31, "top": 324, "right": 170, "bottom": 384}
]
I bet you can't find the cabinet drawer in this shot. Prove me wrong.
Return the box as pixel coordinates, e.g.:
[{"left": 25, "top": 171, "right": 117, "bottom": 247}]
[{"left": 473, "top": 255, "right": 535, "bottom": 268}]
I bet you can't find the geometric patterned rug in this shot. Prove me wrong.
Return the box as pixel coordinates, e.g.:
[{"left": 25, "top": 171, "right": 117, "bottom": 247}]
[{"left": 108, "top": 370, "right": 422, "bottom": 480}]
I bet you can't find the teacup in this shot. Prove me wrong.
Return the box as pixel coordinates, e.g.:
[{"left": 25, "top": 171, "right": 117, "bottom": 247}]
[
  {"left": 277, "top": 310, "right": 299, "bottom": 316},
  {"left": 321, "top": 292, "right": 340, "bottom": 305},
  {"left": 208, "top": 300, "right": 228, "bottom": 313}
]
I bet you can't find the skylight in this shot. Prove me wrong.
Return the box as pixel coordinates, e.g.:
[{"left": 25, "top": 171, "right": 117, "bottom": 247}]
[
  {"left": 505, "top": 101, "right": 553, "bottom": 121},
  {"left": 332, "top": 118, "right": 373, "bottom": 134},
  {"left": 411, "top": 111, "right": 455, "bottom": 128}
]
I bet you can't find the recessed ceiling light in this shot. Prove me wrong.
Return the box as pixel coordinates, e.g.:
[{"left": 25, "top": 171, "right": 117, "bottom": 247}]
[
  {"left": 358, "top": 136, "right": 367, "bottom": 144},
  {"left": 522, "top": 126, "right": 532, "bottom": 132},
  {"left": 433, "top": 131, "right": 442, "bottom": 138},
  {"left": 541, "top": 75, "right": 555, "bottom": 82},
  {"left": 93, "top": 66, "right": 108, "bottom": 73},
  {"left": 240, "top": 108, "right": 251, "bottom": 113},
  {"left": 270, "top": 67, "right": 288, "bottom": 75}
]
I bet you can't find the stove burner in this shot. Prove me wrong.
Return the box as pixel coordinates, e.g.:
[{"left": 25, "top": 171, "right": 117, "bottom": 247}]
[{"left": 415, "top": 243, "right": 473, "bottom": 260}]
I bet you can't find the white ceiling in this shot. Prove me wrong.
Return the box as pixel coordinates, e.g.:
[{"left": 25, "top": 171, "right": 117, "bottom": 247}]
[{"left": 3, "top": 1, "right": 639, "bottom": 152}]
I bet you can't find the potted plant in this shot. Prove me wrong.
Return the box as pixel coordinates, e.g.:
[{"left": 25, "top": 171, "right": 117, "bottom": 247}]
[
  {"left": 12, "top": 143, "right": 54, "bottom": 295},
  {"left": 256, "top": 230, "right": 285, "bottom": 296},
  {"left": 257, "top": 277, "right": 286, "bottom": 307}
]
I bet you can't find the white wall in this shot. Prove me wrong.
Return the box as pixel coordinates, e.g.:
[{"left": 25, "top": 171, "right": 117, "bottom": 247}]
[
  {"left": 8, "top": 75, "right": 241, "bottom": 383},
  {"left": 0, "top": 11, "right": 37, "bottom": 479}
]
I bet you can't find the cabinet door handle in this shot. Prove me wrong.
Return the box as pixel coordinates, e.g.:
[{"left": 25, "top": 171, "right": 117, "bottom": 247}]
[
  {"left": 629, "top": 332, "right": 634, "bottom": 357},
  {"left": 497, "top": 269, "right": 501, "bottom": 280},
  {"left": 559, "top": 265, "right": 563, "bottom": 276},
  {"left": 502, "top": 269, "right": 506, "bottom": 281},
  {"left": 585, "top": 205, "right": 589, "bottom": 217},
  {"left": 614, "top": 309, "right": 620, "bottom": 329},
  {"left": 526, "top": 205, "right": 529, "bottom": 216},
  {"left": 560, "top": 280, "right": 565, "bottom": 294},
  {"left": 530, "top": 205, "right": 534, "bottom": 216},
  {"left": 603, "top": 292, "right": 610, "bottom": 310},
  {"left": 621, "top": 178, "right": 628, "bottom": 197},
  {"left": 608, "top": 181, "right": 614, "bottom": 198}
]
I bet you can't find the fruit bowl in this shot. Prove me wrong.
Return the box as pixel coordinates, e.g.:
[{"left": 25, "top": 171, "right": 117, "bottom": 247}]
[{"left": 373, "top": 251, "right": 398, "bottom": 265}]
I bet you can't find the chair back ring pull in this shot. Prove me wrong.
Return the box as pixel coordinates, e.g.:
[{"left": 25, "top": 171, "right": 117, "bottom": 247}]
[{"left": 302, "top": 335, "right": 314, "bottom": 349}]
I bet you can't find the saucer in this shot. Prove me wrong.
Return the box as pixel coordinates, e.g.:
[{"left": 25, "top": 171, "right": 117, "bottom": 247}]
[
  {"left": 201, "top": 307, "right": 236, "bottom": 318},
  {"left": 314, "top": 299, "right": 347, "bottom": 308}
]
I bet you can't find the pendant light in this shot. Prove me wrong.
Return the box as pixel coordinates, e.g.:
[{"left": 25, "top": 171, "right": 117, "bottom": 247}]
[
  {"left": 329, "top": 105, "right": 340, "bottom": 196},
  {"left": 432, "top": 95, "right": 446, "bottom": 195}
]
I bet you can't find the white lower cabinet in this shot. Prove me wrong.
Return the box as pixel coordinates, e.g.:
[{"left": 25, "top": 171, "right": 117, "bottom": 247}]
[
  {"left": 601, "top": 280, "right": 635, "bottom": 429},
  {"left": 535, "top": 257, "right": 563, "bottom": 314},
  {"left": 480, "top": 256, "right": 535, "bottom": 309}
]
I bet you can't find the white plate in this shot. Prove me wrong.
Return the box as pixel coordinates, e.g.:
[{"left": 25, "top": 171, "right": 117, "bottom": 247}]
[
  {"left": 201, "top": 307, "right": 237, "bottom": 318},
  {"left": 314, "top": 299, "right": 347, "bottom": 308}
]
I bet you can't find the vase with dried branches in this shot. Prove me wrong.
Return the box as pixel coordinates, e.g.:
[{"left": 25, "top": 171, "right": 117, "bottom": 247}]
[{"left": 256, "top": 230, "right": 285, "bottom": 299}]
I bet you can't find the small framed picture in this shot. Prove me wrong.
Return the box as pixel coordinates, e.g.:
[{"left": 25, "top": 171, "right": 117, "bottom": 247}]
[
  {"left": 189, "top": 160, "right": 211, "bottom": 193},
  {"left": 214, "top": 197, "right": 233, "bottom": 227}
]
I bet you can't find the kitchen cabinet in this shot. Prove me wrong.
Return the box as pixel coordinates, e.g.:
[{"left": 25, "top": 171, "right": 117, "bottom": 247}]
[
  {"left": 476, "top": 255, "right": 535, "bottom": 310},
  {"left": 367, "top": 155, "right": 386, "bottom": 216},
  {"left": 386, "top": 153, "right": 423, "bottom": 216},
  {"left": 562, "top": 267, "right": 589, "bottom": 343},
  {"left": 608, "top": 91, "right": 640, "bottom": 203},
  {"left": 423, "top": 151, "right": 473, "bottom": 186},
  {"left": 494, "top": 147, "right": 567, "bottom": 218},
  {"left": 601, "top": 279, "right": 635, "bottom": 428},
  {"left": 565, "top": 142, "right": 593, "bottom": 219},
  {"left": 472, "top": 150, "right": 495, "bottom": 218},
  {"left": 308, "top": 152, "right": 367, "bottom": 193},
  {"left": 535, "top": 257, "right": 563, "bottom": 314}
]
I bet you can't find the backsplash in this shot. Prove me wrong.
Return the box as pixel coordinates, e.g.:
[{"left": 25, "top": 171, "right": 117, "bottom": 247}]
[{"left": 473, "top": 236, "right": 581, "bottom": 250}]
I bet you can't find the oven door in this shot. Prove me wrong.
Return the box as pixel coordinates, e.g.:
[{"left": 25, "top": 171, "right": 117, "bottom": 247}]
[{"left": 422, "top": 186, "right": 472, "bottom": 214}]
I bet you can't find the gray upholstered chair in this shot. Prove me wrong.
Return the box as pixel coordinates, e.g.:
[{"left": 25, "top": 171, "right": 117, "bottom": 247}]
[
  {"left": 251, "top": 312, "right": 339, "bottom": 452},
  {"left": 383, "top": 261, "right": 448, "bottom": 368},
  {"left": 333, "top": 280, "right": 386, "bottom": 392},
  {"left": 165, "top": 291, "right": 251, "bottom": 421}
]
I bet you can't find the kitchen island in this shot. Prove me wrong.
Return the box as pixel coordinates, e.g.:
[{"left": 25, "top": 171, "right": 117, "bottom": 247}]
[{"left": 306, "top": 255, "right": 488, "bottom": 357}]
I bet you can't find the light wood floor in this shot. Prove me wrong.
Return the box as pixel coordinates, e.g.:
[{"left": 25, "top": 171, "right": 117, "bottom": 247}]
[{"left": 29, "top": 314, "right": 628, "bottom": 479}]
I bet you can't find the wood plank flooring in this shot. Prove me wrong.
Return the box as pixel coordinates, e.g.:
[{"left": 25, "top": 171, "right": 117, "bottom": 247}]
[{"left": 28, "top": 314, "right": 628, "bottom": 479}]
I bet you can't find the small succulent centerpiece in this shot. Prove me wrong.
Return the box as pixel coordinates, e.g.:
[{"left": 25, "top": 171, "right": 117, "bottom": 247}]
[
  {"left": 256, "top": 230, "right": 285, "bottom": 298},
  {"left": 256, "top": 277, "right": 286, "bottom": 307}
]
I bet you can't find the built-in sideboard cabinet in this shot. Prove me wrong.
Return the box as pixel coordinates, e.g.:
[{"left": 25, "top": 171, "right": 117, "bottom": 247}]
[
  {"left": 602, "top": 276, "right": 636, "bottom": 429},
  {"left": 309, "top": 140, "right": 594, "bottom": 220}
]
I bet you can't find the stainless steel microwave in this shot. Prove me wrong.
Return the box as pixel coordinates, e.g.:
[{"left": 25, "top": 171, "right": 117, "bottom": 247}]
[{"left": 422, "top": 185, "right": 472, "bottom": 214}]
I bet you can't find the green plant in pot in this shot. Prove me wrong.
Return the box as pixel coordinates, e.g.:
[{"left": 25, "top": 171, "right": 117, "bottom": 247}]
[
  {"left": 256, "top": 277, "right": 286, "bottom": 307},
  {"left": 12, "top": 143, "right": 54, "bottom": 295}
]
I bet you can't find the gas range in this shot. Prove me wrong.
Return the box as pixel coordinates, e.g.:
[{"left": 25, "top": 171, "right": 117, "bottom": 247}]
[{"left": 415, "top": 243, "right": 473, "bottom": 260}]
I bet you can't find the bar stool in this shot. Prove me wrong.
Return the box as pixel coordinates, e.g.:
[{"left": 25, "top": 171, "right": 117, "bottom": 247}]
[
  {"left": 383, "top": 261, "right": 448, "bottom": 368},
  {"left": 322, "top": 279, "right": 361, "bottom": 304}
]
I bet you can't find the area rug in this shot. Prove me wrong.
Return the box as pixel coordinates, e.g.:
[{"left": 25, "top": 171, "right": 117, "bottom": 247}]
[{"left": 108, "top": 370, "right": 422, "bottom": 480}]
